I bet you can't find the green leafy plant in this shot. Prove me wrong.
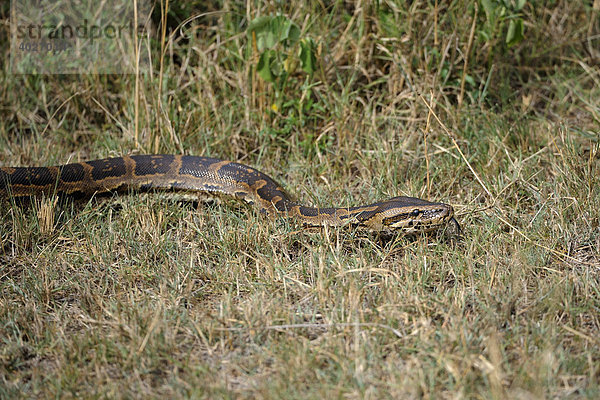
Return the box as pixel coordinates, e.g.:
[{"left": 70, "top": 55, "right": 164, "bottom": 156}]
[
  {"left": 480, "top": 0, "right": 527, "bottom": 48},
  {"left": 247, "top": 15, "right": 317, "bottom": 83},
  {"left": 247, "top": 14, "right": 322, "bottom": 153}
]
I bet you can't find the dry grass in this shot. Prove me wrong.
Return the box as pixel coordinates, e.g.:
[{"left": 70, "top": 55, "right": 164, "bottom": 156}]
[{"left": 1, "top": 0, "right": 599, "bottom": 398}]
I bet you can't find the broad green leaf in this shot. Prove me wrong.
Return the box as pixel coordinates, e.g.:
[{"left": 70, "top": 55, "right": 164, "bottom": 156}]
[
  {"left": 248, "top": 16, "right": 271, "bottom": 34},
  {"left": 248, "top": 16, "right": 272, "bottom": 51},
  {"left": 506, "top": 18, "right": 524, "bottom": 46},
  {"left": 270, "top": 54, "right": 283, "bottom": 77},
  {"left": 299, "top": 38, "right": 317, "bottom": 74},
  {"left": 478, "top": 30, "right": 490, "bottom": 41},
  {"left": 285, "top": 21, "right": 300, "bottom": 44},
  {"left": 257, "top": 50, "right": 276, "bottom": 82},
  {"left": 270, "top": 15, "right": 300, "bottom": 45},
  {"left": 248, "top": 15, "right": 301, "bottom": 51},
  {"left": 481, "top": 0, "right": 496, "bottom": 21}
]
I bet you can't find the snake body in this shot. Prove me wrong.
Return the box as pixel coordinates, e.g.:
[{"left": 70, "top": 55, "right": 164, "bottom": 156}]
[{"left": 0, "top": 155, "right": 457, "bottom": 234}]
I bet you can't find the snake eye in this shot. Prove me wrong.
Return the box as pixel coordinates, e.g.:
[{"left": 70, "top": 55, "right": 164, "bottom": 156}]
[{"left": 411, "top": 209, "right": 420, "bottom": 217}]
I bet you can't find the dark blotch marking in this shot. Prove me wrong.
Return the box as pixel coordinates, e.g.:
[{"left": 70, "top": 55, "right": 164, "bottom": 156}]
[
  {"left": 338, "top": 207, "right": 374, "bottom": 221},
  {"left": 256, "top": 184, "right": 293, "bottom": 211},
  {"left": 87, "top": 158, "right": 126, "bottom": 181},
  {"left": 133, "top": 155, "right": 175, "bottom": 176},
  {"left": 59, "top": 163, "right": 85, "bottom": 183},
  {"left": 387, "top": 196, "right": 439, "bottom": 207},
  {"left": 179, "top": 157, "right": 294, "bottom": 211},
  {"left": 0, "top": 170, "right": 10, "bottom": 190},
  {"left": 382, "top": 213, "right": 409, "bottom": 225},
  {"left": 212, "top": 162, "right": 264, "bottom": 189},
  {"left": 299, "top": 206, "right": 319, "bottom": 217},
  {"left": 9, "top": 167, "right": 55, "bottom": 186},
  {"left": 353, "top": 208, "right": 378, "bottom": 222},
  {"left": 179, "top": 156, "right": 219, "bottom": 177},
  {"left": 299, "top": 206, "right": 337, "bottom": 217}
]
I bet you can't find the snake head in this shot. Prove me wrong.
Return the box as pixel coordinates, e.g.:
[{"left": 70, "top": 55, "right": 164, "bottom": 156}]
[{"left": 358, "top": 196, "right": 457, "bottom": 234}]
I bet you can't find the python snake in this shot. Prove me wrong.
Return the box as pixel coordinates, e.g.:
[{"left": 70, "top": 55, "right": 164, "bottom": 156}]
[{"left": 0, "top": 154, "right": 458, "bottom": 234}]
